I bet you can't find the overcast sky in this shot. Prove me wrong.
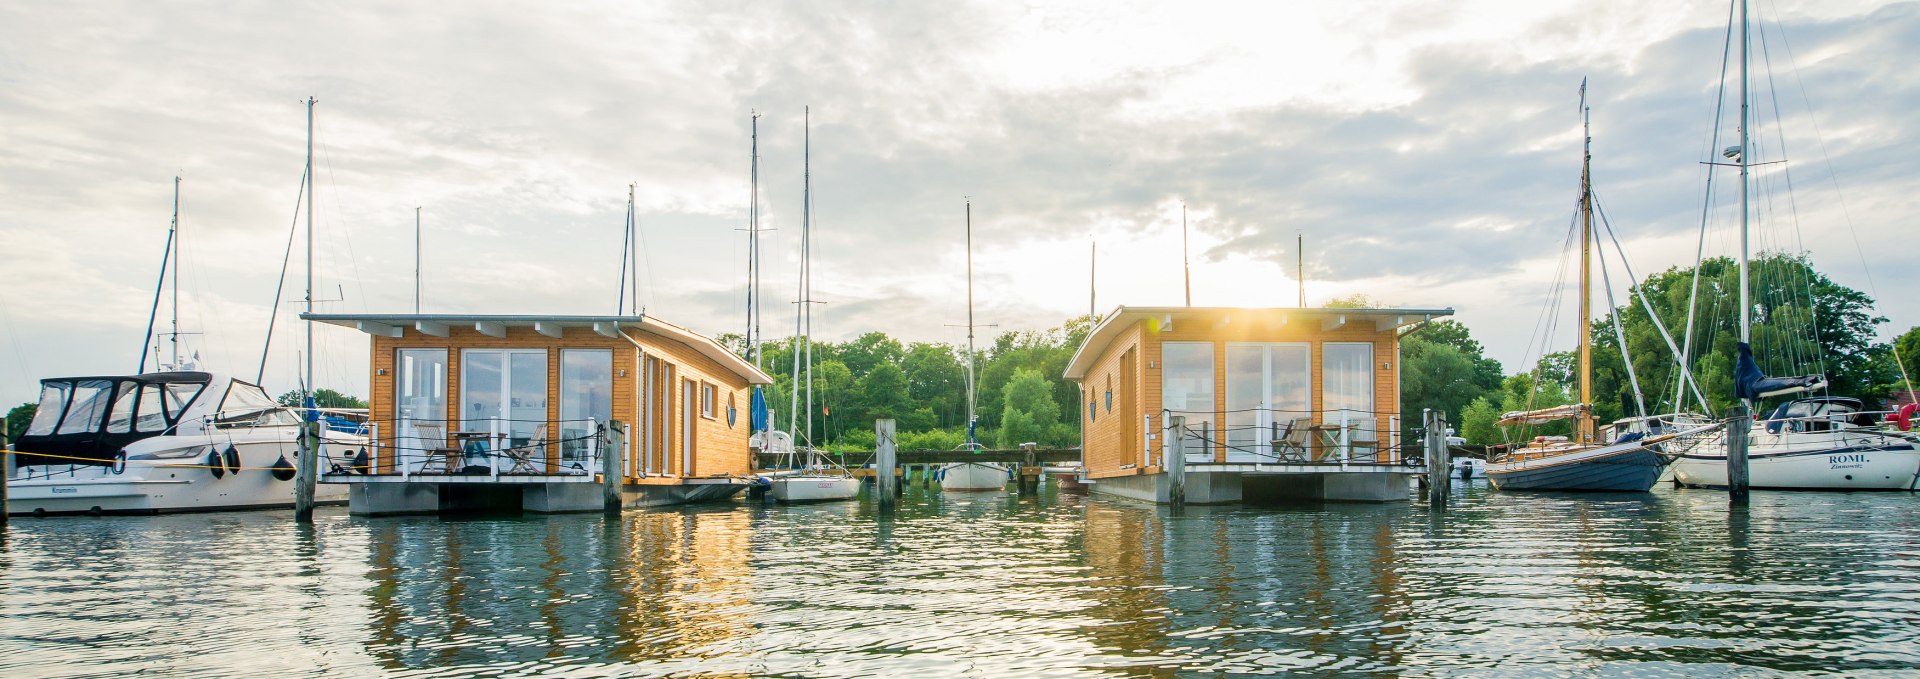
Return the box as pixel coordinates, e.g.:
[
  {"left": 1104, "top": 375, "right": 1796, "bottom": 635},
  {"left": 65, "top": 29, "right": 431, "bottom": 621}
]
[{"left": 2, "top": 0, "right": 1916, "bottom": 407}]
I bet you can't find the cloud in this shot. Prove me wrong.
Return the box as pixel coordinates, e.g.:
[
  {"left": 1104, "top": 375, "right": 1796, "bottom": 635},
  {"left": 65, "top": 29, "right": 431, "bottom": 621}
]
[{"left": 1, "top": 0, "right": 1916, "bottom": 408}]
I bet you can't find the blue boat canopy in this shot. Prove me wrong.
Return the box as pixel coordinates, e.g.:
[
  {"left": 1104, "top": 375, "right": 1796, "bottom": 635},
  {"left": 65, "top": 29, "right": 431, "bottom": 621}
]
[{"left": 1734, "top": 342, "right": 1825, "bottom": 402}]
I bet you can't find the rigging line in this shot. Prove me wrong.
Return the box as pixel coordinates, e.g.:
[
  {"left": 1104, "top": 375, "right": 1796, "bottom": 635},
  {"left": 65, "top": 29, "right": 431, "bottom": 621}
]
[
  {"left": 1592, "top": 192, "right": 1713, "bottom": 413},
  {"left": 259, "top": 166, "right": 310, "bottom": 384},
  {"left": 314, "top": 119, "right": 369, "bottom": 312},
  {"left": 1589, "top": 206, "right": 1648, "bottom": 420},
  {"left": 1754, "top": 19, "right": 1821, "bottom": 383},
  {"left": 1766, "top": 1, "right": 1914, "bottom": 401},
  {"left": 1674, "top": 0, "right": 1741, "bottom": 414},
  {"left": 1760, "top": 13, "right": 1846, "bottom": 390},
  {"left": 617, "top": 189, "right": 631, "bottom": 314}
]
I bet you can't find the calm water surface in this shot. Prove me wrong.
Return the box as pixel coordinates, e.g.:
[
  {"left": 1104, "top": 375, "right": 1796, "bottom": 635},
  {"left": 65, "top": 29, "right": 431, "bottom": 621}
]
[{"left": 2, "top": 483, "right": 1918, "bottom": 677}]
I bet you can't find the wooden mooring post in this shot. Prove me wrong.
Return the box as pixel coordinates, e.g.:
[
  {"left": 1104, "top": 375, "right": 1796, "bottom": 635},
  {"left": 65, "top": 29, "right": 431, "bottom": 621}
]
[
  {"left": 603, "top": 420, "right": 624, "bottom": 515},
  {"left": 1424, "top": 409, "right": 1449, "bottom": 506},
  {"left": 1167, "top": 415, "right": 1186, "bottom": 507},
  {"left": 1726, "top": 404, "right": 1749, "bottom": 504},
  {"left": 294, "top": 417, "right": 319, "bottom": 523},
  {"left": 875, "top": 419, "right": 898, "bottom": 509},
  {"left": 2, "top": 418, "right": 11, "bottom": 527},
  {"left": 1017, "top": 443, "right": 1040, "bottom": 496}
]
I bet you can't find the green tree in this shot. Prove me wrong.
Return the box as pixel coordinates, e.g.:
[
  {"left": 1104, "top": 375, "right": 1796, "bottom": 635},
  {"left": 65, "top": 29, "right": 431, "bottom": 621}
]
[
  {"left": 277, "top": 388, "right": 367, "bottom": 409},
  {"left": 997, "top": 368, "right": 1060, "bottom": 447},
  {"left": 5, "top": 402, "right": 35, "bottom": 440},
  {"left": 1400, "top": 320, "right": 1503, "bottom": 438},
  {"left": 1586, "top": 254, "right": 1890, "bottom": 419}
]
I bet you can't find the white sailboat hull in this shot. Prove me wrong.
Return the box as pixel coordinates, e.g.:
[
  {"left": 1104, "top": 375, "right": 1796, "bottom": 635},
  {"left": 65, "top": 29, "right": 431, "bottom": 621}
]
[
  {"left": 940, "top": 462, "right": 1008, "bottom": 491},
  {"left": 770, "top": 475, "right": 860, "bottom": 503},
  {"left": 10, "top": 429, "right": 353, "bottom": 516},
  {"left": 1672, "top": 424, "right": 1920, "bottom": 490}
]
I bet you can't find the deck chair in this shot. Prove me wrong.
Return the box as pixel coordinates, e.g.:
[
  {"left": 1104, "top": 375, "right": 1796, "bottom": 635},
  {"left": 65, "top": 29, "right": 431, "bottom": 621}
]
[
  {"left": 503, "top": 425, "right": 547, "bottom": 474},
  {"left": 1275, "top": 417, "right": 1313, "bottom": 462},
  {"left": 411, "top": 423, "right": 463, "bottom": 475}
]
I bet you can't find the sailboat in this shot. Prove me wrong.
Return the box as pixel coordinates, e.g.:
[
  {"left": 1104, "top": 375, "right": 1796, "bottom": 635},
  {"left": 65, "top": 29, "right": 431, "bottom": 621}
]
[
  {"left": 940, "top": 201, "right": 1011, "bottom": 492},
  {"left": 10, "top": 114, "right": 361, "bottom": 515},
  {"left": 768, "top": 107, "right": 859, "bottom": 503},
  {"left": 1485, "top": 86, "right": 1720, "bottom": 492},
  {"left": 1669, "top": 0, "right": 1920, "bottom": 491}
]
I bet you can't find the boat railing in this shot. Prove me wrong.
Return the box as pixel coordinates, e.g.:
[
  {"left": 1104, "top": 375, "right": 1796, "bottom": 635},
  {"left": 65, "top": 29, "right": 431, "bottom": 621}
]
[
  {"left": 1165, "top": 409, "right": 1418, "bottom": 468},
  {"left": 322, "top": 416, "right": 609, "bottom": 479}
]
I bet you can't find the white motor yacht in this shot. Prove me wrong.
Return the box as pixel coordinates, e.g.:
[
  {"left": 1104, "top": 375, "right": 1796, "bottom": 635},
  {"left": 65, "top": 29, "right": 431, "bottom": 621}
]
[{"left": 8, "top": 369, "right": 360, "bottom": 516}]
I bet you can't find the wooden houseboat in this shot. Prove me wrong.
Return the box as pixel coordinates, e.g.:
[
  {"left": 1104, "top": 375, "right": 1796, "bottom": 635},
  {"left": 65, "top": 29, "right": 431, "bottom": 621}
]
[
  {"left": 1063, "top": 306, "right": 1451, "bottom": 503},
  {"left": 304, "top": 313, "right": 772, "bottom": 514}
]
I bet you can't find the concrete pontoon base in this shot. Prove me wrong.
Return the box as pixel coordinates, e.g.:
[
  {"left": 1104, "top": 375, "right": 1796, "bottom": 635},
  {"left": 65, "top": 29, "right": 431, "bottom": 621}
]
[
  {"left": 1088, "top": 469, "right": 1413, "bottom": 504},
  {"left": 345, "top": 477, "right": 749, "bottom": 515}
]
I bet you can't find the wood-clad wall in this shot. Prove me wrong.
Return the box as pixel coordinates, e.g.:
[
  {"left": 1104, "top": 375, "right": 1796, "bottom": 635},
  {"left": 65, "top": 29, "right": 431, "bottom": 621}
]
[
  {"left": 1075, "top": 310, "right": 1403, "bottom": 479},
  {"left": 366, "top": 324, "right": 754, "bottom": 481}
]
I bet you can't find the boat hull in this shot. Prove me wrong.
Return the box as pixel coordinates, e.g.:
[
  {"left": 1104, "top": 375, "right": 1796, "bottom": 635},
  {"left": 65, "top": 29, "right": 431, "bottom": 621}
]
[
  {"left": 769, "top": 475, "right": 860, "bottom": 503},
  {"left": 9, "top": 430, "right": 354, "bottom": 516},
  {"left": 940, "top": 462, "right": 1008, "bottom": 491},
  {"left": 1672, "top": 427, "right": 1920, "bottom": 491},
  {"left": 1487, "top": 444, "right": 1665, "bottom": 492}
]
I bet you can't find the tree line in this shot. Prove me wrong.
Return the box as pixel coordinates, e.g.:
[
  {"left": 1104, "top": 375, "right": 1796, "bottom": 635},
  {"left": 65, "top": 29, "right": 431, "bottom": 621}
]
[{"left": 5, "top": 256, "right": 1912, "bottom": 452}]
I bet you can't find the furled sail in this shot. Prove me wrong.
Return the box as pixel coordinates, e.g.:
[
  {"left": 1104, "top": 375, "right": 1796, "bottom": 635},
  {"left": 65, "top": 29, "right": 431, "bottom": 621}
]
[
  {"left": 1734, "top": 342, "right": 1825, "bottom": 401},
  {"left": 750, "top": 386, "right": 769, "bottom": 433},
  {"left": 1497, "top": 403, "right": 1588, "bottom": 427}
]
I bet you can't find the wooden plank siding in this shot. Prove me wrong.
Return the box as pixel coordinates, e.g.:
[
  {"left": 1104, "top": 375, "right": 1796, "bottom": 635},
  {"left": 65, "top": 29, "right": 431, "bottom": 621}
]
[
  {"left": 365, "top": 325, "right": 753, "bottom": 482},
  {"left": 1074, "top": 310, "right": 1404, "bottom": 480}
]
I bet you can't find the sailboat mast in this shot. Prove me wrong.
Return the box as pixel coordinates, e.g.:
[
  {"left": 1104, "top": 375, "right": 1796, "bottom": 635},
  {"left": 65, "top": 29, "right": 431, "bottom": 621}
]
[
  {"left": 304, "top": 96, "right": 315, "bottom": 403},
  {"left": 749, "top": 111, "right": 761, "bottom": 369},
  {"left": 965, "top": 200, "right": 976, "bottom": 440},
  {"left": 1578, "top": 85, "right": 1595, "bottom": 444},
  {"left": 803, "top": 107, "right": 813, "bottom": 445},
  {"left": 169, "top": 176, "right": 180, "bottom": 366},
  {"left": 1181, "top": 203, "right": 1191, "bottom": 306},
  {"left": 415, "top": 206, "right": 422, "bottom": 314},
  {"left": 1737, "top": 0, "right": 1752, "bottom": 347}
]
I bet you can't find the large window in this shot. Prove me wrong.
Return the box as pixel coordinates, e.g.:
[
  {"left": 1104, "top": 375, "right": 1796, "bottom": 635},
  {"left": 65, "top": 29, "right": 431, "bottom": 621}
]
[
  {"left": 1323, "top": 342, "right": 1377, "bottom": 449},
  {"left": 1225, "top": 343, "right": 1310, "bottom": 462},
  {"left": 462, "top": 349, "right": 548, "bottom": 448},
  {"left": 1161, "top": 342, "right": 1214, "bottom": 463},
  {"left": 560, "top": 349, "right": 612, "bottom": 463},
  {"left": 397, "top": 348, "right": 448, "bottom": 444}
]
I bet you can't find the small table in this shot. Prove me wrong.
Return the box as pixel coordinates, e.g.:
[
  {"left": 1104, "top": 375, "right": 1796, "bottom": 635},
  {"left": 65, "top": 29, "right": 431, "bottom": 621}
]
[{"left": 447, "top": 431, "right": 501, "bottom": 473}]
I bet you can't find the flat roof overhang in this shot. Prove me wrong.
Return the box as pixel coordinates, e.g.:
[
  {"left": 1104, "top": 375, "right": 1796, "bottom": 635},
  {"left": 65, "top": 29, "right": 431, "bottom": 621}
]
[
  {"left": 1062, "top": 305, "right": 1454, "bottom": 381},
  {"left": 302, "top": 313, "right": 773, "bottom": 385}
]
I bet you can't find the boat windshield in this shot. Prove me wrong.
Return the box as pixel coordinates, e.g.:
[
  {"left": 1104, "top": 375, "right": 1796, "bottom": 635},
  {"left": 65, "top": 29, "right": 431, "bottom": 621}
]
[
  {"left": 24, "top": 382, "right": 70, "bottom": 436},
  {"left": 213, "top": 380, "right": 299, "bottom": 427}
]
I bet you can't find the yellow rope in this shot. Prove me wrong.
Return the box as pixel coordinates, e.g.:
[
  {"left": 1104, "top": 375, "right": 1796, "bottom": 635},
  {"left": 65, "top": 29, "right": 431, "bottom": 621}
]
[{"left": 3, "top": 448, "right": 317, "bottom": 472}]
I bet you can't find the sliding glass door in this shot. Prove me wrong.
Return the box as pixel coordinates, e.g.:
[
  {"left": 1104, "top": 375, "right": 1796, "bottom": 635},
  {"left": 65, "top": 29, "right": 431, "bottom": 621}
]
[
  {"left": 396, "top": 348, "right": 447, "bottom": 449},
  {"left": 1161, "top": 342, "right": 1214, "bottom": 463},
  {"left": 1323, "top": 342, "right": 1376, "bottom": 453},
  {"left": 560, "top": 349, "right": 612, "bottom": 464},
  {"left": 461, "top": 349, "right": 548, "bottom": 449},
  {"left": 1224, "top": 343, "right": 1310, "bottom": 462}
]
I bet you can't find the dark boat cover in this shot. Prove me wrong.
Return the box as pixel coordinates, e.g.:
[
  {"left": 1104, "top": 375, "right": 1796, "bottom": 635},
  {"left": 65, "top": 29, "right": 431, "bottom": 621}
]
[
  {"left": 12, "top": 372, "right": 212, "bottom": 468},
  {"left": 1734, "top": 342, "right": 1823, "bottom": 402}
]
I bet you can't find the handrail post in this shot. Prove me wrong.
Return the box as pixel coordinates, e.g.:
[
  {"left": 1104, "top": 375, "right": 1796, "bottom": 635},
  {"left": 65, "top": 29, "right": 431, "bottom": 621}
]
[
  {"left": 489, "top": 415, "right": 501, "bottom": 478},
  {"left": 1167, "top": 415, "right": 1186, "bottom": 507},
  {"left": 586, "top": 417, "right": 598, "bottom": 476},
  {"left": 369, "top": 421, "right": 381, "bottom": 475}
]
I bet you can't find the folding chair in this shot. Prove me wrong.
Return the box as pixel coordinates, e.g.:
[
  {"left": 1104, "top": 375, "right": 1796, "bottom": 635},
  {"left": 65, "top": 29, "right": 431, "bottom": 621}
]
[
  {"left": 411, "top": 423, "right": 463, "bottom": 474},
  {"left": 503, "top": 424, "right": 547, "bottom": 474}
]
